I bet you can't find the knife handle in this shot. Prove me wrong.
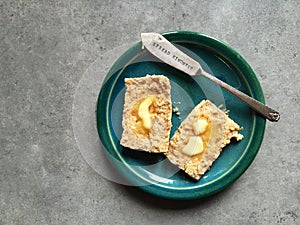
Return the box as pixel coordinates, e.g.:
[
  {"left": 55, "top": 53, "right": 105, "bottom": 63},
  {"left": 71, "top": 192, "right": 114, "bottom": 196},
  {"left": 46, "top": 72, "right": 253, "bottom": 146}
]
[{"left": 201, "top": 71, "right": 280, "bottom": 122}]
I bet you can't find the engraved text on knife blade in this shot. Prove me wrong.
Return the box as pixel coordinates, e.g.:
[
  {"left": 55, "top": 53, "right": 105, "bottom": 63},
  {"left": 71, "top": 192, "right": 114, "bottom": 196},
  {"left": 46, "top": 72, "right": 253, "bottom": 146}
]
[{"left": 152, "top": 42, "right": 195, "bottom": 71}]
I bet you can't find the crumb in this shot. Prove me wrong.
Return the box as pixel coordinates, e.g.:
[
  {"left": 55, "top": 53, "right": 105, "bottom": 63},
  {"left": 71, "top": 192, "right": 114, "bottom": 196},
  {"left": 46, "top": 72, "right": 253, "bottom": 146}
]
[
  {"left": 173, "top": 106, "right": 181, "bottom": 116},
  {"left": 224, "top": 109, "right": 230, "bottom": 114},
  {"left": 217, "top": 104, "right": 230, "bottom": 114},
  {"left": 173, "top": 101, "right": 181, "bottom": 105}
]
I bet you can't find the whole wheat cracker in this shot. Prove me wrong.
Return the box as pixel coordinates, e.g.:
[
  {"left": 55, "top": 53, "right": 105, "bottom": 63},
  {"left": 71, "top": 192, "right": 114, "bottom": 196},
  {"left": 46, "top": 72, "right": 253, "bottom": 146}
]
[
  {"left": 165, "top": 100, "right": 243, "bottom": 180},
  {"left": 120, "top": 75, "right": 172, "bottom": 153}
]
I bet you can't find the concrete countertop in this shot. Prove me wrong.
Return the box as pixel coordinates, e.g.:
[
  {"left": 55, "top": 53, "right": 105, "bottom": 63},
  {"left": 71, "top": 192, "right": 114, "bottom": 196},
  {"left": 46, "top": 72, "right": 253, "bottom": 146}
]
[{"left": 1, "top": 0, "right": 299, "bottom": 224}]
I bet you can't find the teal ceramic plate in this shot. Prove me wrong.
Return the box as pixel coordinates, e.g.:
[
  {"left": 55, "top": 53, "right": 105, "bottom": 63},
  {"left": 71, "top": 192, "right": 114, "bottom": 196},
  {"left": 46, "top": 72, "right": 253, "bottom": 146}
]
[{"left": 96, "top": 31, "right": 266, "bottom": 200}]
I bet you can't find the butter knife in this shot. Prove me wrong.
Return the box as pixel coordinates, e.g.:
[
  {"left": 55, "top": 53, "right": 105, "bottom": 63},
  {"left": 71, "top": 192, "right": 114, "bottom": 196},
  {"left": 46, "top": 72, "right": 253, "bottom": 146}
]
[{"left": 141, "top": 32, "right": 280, "bottom": 122}]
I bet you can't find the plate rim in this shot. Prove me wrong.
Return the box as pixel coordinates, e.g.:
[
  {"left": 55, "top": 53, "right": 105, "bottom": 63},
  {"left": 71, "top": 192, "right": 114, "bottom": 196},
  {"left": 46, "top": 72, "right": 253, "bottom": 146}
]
[{"left": 96, "top": 30, "right": 266, "bottom": 200}]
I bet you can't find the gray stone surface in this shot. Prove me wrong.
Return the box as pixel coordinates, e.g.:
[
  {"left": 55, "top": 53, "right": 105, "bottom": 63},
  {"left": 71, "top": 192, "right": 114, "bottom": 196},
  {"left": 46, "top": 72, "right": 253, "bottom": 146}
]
[{"left": 1, "top": 0, "right": 299, "bottom": 224}]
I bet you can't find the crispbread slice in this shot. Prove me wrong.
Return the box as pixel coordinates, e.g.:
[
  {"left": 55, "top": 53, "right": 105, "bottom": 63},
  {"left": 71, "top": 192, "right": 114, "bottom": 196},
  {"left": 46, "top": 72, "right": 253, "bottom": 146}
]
[
  {"left": 165, "top": 100, "right": 243, "bottom": 180},
  {"left": 120, "top": 75, "right": 172, "bottom": 153}
]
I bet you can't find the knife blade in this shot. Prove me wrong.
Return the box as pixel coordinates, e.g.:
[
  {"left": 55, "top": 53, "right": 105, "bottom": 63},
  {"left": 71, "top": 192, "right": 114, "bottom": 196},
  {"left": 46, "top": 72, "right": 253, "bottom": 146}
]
[{"left": 141, "top": 32, "right": 280, "bottom": 122}]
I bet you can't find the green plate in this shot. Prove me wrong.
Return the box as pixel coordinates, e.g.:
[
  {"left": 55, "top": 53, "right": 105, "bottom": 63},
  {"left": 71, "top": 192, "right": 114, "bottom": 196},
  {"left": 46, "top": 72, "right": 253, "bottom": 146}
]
[{"left": 96, "top": 30, "right": 266, "bottom": 200}]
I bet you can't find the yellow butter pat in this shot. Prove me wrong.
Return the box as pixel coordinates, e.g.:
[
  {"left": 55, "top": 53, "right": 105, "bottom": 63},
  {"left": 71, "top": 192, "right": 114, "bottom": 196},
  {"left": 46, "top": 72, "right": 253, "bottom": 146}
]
[
  {"left": 138, "top": 96, "right": 156, "bottom": 129},
  {"left": 182, "top": 136, "right": 204, "bottom": 156},
  {"left": 193, "top": 119, "right": 208, "bottom": 135}
]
